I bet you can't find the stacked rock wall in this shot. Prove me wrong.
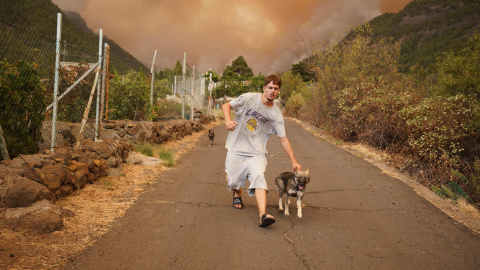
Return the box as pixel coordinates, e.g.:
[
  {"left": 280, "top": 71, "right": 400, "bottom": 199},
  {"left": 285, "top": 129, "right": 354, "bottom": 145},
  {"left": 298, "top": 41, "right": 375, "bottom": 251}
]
[{"left": 0, "top": 116, "right": 215, "bottom": 233}]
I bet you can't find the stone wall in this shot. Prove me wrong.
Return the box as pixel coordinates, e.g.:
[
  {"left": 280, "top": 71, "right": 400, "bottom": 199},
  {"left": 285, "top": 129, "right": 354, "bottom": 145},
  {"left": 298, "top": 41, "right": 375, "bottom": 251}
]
[{"left": 0, "top": 116, "right": 215, "bottom": 233}]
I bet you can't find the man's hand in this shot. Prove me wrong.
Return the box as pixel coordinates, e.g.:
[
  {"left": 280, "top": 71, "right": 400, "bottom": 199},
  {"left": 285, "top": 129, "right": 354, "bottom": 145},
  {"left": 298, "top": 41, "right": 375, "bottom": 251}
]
[
  {"left": 292, "top": 162, "right": 302, "bottom": 172},
  {"left": 225, "top": 120, "right": 239, "bottom": 131},
  {"left": 222, "top": 102, "right": 238, "bottom": 131}
]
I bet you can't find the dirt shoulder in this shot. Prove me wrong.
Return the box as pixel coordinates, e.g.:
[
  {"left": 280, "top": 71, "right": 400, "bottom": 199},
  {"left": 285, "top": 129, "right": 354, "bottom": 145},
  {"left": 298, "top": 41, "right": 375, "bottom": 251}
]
[{"left": 0, "top": 121, "right": 221, "bottom": 270}]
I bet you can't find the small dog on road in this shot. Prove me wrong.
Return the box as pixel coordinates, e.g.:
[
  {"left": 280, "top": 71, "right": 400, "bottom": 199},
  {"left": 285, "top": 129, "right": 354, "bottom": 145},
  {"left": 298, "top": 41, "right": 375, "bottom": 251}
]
[
  {"left": 275, "top": 168, "right": 310, "bottom": 218},
  {"left": 208, "top": 129, "right": 215, "bottom": 146}
]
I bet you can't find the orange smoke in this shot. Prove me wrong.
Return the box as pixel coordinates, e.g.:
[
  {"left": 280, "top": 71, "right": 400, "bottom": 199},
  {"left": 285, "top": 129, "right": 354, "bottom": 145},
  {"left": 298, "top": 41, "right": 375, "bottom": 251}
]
[{"left": 52, "top": 0, "right": 412, "bottom": 74}]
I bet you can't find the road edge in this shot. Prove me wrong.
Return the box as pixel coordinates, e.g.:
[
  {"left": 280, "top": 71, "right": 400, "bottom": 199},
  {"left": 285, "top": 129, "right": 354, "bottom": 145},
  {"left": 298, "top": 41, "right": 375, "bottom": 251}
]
[{"left": 288, "top": 117, "right": 480, "bottom": 236}]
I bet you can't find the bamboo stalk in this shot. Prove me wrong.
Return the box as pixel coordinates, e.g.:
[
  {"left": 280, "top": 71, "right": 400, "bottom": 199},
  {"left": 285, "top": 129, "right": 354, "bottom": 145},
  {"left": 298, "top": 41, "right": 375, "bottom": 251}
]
[{"left": 77, "top": 68, "right": 100, "bottom": 144}]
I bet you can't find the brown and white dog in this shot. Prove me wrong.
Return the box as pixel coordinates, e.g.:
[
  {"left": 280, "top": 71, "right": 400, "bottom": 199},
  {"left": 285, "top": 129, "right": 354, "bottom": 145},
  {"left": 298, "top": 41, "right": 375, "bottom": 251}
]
[{"left": 275, "top": 168, "right": 310, "bottom": 218}]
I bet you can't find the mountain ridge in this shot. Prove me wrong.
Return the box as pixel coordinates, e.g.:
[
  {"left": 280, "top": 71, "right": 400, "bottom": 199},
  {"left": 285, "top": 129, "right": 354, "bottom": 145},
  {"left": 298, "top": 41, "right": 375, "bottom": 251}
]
[
  {"left": 366, "top": 0, "right": 480, "bottom": 73},
  {"left": 0, "top": 0, "right": 148, "bottom": 73}
]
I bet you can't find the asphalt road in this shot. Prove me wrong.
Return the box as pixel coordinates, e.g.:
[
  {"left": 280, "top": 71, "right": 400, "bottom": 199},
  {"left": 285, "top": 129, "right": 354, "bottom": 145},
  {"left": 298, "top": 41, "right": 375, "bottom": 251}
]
[{"left": 65, "top": 119, "right": 480, "bottom": 269}]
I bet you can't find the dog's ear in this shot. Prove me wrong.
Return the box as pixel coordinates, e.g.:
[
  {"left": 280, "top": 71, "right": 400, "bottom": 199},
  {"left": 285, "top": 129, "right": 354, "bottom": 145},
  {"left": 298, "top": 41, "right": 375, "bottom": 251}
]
[{"left": 294, "top": 166, "right": 298, "bottom": 174}]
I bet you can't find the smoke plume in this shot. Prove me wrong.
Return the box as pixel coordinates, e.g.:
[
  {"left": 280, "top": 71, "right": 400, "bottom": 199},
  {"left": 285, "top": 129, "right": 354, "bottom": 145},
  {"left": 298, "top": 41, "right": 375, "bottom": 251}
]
[{"left": 52, "top": 0, "right": 412, "bottom": 74}]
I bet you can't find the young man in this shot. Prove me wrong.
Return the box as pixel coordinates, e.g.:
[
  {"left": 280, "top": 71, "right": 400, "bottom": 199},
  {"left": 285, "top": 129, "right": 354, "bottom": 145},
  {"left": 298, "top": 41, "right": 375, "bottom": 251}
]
[{"left": 222, "top": 74, "right": 302, "bottom": 227}]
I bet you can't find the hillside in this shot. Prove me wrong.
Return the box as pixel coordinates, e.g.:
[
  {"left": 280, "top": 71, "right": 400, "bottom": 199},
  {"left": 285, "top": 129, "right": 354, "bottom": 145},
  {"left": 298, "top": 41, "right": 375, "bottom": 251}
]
[
  {"left": 0, "top": 0, "right": 147, "bottom": 73},
  {"left": 63, "top": 11, "right": 96, "bottom": 37},
  {"left": 367, "top": 0, "right": 480, "bottom": 73}
]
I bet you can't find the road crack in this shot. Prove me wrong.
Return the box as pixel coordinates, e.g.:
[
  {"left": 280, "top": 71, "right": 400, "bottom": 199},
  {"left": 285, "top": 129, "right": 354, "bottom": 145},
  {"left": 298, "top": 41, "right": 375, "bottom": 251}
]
[{"left": 282, "top": 217, "right": 311, "bottom": 270}]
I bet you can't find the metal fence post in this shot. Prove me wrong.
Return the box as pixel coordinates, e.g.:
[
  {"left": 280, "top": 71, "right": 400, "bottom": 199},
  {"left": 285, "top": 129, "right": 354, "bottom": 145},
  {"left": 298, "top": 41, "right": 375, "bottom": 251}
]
[
  {"left": 105, "top": 44, "right": 110, "bottom": 120},
  {"left": 208, "top": 73, "right": 213, "bottom": 115},
  {"left": 50, "top": 13, "right": 62, "bottom": 153},
  {"left": 182, "top": 52, "right": 186, "bottom": 119},
  {"left": 95, "top": 29, "right": 103, "bottom": 141},
  {"left": 191, "top": 66, "right": 195, "bottom": 121},
  {"left": 174, "top": 77, "right": 177, "bottom": 95},
  {"left": 100, "top": 42, "right": 108, "bottom": 124},
  {"left": 150, "top": 50, "right": 157, "bottom": 120}
]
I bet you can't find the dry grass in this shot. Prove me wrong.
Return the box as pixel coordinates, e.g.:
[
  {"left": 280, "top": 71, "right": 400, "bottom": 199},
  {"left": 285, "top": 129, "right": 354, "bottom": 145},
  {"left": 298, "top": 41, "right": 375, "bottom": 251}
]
[
  {"left": 0, "top": 121, "right": 220, "bottom": 270},
  {"left": 458, "top": 198, "right": 480, "bottom": 219}
]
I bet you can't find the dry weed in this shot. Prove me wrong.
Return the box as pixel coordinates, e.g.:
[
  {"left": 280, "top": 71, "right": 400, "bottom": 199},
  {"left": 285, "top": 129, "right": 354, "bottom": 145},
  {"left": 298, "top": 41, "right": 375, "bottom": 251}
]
[{"left": 458, "top": 198, "right": 480, "bottom": 219}]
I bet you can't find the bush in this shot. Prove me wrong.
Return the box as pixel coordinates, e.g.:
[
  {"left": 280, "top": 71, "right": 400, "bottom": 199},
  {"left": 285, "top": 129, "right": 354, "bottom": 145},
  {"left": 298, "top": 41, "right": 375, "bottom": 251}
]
[
  {"left": 0, "top": 59, "right": 46, "bottom": 159},
  {"left": 155, "top": 99, "right": 188, "bottom": 120},
  {"left": 279, "top": 71, "right": 308, "bottom": 105},
  {"left": 401, "top": 95, "right": 480, "bottom": 165},
  {"left": 284, "top": 92, "right": 306, "bottom": 118},
  {"left": 334, "top": 77, "right": 418, "bottom": 149},
  {"left": 57, "top": 62, "right": 96, "bottom": 122},
  {"left": 109, "top": 69, "right": 150, "bottom": 120},
  {"left": 434, "top": 33, "right": 480, "bottom": 99}
]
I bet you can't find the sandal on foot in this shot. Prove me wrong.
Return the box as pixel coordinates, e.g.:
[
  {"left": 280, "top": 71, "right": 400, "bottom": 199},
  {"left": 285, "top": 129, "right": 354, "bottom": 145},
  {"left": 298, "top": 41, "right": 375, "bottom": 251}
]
[
  {"left": 259, "top": 214, "right": 275, "bottom": 227},
  {"left": 233, "top": 193, "right": 243, "bottom": 209}
]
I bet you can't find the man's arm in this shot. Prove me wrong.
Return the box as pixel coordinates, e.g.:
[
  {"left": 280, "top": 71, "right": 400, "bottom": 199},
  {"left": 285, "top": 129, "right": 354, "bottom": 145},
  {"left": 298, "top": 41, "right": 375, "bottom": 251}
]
[
  {"left": 279, "top": 136, "right": 302, "bottom": 171},
  {"left": 222, "top": 102, "right": 238, "bottom": 131}
]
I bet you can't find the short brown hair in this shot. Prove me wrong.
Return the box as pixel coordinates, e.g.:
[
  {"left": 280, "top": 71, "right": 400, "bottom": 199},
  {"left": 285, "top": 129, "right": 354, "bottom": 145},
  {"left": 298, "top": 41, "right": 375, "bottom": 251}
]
[{"left": 264, "top": 75, "right": 282, "bottom": 88}]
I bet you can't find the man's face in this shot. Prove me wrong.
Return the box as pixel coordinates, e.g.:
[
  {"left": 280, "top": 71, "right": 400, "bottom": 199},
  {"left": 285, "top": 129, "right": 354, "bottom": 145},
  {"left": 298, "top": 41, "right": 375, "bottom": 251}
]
[{"left": 263, "top": 81, "right": 280, "bottom": 101}]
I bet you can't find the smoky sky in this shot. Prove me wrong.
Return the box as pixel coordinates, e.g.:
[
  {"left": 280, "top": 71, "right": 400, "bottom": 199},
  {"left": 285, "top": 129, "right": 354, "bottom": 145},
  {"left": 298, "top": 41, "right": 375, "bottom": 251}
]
[{"left": 52, "top": 0, "right": 412, "bottom": 75}]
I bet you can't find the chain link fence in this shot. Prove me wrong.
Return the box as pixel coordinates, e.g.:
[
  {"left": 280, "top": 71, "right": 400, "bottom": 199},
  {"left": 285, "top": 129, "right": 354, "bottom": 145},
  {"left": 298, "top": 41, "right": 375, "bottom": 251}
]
[
  {"left": 0, "top": 15, "right": 204, "bottom": 161},
  {"left": 172, "top": 63, "right": 207, "bottom": 117}
]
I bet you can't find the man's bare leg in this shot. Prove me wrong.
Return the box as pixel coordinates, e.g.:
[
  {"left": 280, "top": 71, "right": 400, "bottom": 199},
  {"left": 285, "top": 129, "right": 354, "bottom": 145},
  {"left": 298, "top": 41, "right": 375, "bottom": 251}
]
[{"left": 255, "top": 188, "right": 274, "bottom": 223}]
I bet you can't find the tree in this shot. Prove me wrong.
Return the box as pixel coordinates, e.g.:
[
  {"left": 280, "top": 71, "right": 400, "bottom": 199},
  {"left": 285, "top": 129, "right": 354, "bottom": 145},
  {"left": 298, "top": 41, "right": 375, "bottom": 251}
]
[
  {"left": 224, "top": 55, "right": 253, "bottom": 77},
  {"left": 249, "top": 75, "right": 266, "bottom": 92},
  {"left": 434, "top": 33, "right": 480, "bottom": 100},
  {"left": 203, "top": 69, "right": 220, "bottom": 83},
  {"left": 173, "top": 60, "right": 183, "bottom": 76},
  {"left": 279, "top": 70, "right": 308, "bottom": 105},
  {"left": 291, "top": 61, "right": 314, "bottom": 82}
]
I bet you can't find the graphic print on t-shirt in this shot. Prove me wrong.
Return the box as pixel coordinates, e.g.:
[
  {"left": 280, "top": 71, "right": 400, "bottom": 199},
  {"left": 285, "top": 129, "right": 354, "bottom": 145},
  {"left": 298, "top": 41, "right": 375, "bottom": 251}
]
[
  {"left": 246, "top": 118, "right": 258, "bottom": 132},
  {"left": 244, "top": 108, "right": 268, "bottom": 135}
]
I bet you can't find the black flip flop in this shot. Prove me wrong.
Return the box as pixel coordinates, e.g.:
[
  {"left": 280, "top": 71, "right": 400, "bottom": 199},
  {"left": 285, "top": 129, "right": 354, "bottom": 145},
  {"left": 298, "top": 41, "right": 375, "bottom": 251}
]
[
  {"left": 259, "top": 214, "right": 275, "bottom": 227},
  {"left": 233, "top": 193, "right": 243, "bottom": 209}
]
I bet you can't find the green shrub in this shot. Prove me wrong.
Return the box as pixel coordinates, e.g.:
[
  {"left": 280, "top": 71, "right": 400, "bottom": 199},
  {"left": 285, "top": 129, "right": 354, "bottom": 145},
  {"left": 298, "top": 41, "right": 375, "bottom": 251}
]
[
  {"left": 279, "top": 70, "right": 308, "bottom": 105},
  {"left": 469, "top": 159, "right": 480, "bottom": 202},
  {"left": 401, "top": 95, "right": 479, "bottom": 165},
  {"left": 0, "top": 59, "right": 46, "bottom": 160},
  {"left": 158, "top": 148, "right": 175, "bottom": 167},
  {"left": 134, "top": 143, "right": 154, "bottom": 157},
  {"left": 155, "top": 99, "right": 185, "bottom": 120},
  {"left": 334, "top": 77, "right": 418, "bottom": 148},
  {"left": 284, "top": 92, "right": 306, "bottom": 118},
  {"left": 57, "top": 62, "right": 95, "bottom": 122},
  {"left": 109, "top": 69, "right": 150, "bottom": 120},
  {"left": 434, "top": 33, "right": 480, "bottom": 99}
]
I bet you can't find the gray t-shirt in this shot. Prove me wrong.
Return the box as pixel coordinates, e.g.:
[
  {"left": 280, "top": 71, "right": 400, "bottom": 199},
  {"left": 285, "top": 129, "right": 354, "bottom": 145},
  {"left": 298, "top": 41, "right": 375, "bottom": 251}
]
[{"left": 225, "top": 93, "right": 286, "bottom": 156}]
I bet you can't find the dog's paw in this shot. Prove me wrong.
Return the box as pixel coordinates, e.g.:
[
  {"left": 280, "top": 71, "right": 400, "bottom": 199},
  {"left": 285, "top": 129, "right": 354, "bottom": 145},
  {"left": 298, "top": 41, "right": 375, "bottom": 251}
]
[
  {"left": 297, "top": 214, "right": 302, "bottom": 219},
  {"left": 284, "top": 211, "right": 289, "bottom": 216}
]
